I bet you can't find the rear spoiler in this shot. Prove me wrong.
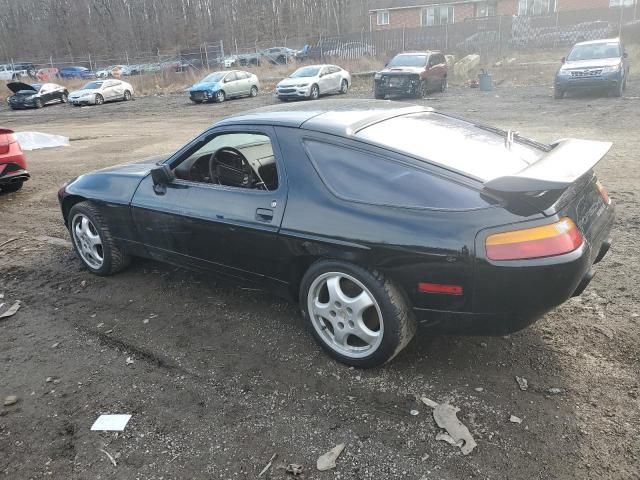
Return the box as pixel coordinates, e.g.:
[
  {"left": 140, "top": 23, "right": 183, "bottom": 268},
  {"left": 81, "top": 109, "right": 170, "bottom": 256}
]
[{"left": 484, "top": 139, "right": 612, "bottom": 193}]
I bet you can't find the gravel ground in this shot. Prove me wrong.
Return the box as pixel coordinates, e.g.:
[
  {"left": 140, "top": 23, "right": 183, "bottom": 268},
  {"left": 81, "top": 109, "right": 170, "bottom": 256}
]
[{"left": 0, "top": 84, "right": 639, "bottom": 479}]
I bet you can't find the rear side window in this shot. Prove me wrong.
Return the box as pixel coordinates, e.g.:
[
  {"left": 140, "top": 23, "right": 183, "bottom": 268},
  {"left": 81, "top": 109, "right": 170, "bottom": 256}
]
[{"left": 303, "top": 140, "right": 490, "bottom": 210}]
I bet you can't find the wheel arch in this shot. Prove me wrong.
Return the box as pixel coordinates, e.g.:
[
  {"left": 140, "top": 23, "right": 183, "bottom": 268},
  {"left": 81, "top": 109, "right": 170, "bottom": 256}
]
[{"left": 61, "top": 194, "right": 87, "bottom": 226}]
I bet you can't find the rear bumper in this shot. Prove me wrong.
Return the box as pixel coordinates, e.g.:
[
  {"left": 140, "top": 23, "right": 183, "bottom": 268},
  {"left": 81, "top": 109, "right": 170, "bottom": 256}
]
[
  {"left": 416, "top": 209, "right": 614, "bottom": 336},
  {"left": 0, "top": 168, "right": 30, "bottom": 185}
]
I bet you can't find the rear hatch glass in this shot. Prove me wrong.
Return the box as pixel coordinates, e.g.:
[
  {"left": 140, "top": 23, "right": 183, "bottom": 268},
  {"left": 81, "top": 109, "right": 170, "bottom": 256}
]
[{"left": 355, "top": 112, "right": 547, "bottom": 182}]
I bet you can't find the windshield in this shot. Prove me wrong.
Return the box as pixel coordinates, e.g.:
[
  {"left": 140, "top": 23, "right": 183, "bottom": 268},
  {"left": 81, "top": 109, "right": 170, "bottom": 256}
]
[
  {"left": 388, "top": 55, "right": 427, "bottom": 67},
  {"left": 567, "top": 43, "right": 621, "bottom": 61},
  {"left": 202, "top": 72, "right": 226, "bottom": 83},
  {"left": 82, "top": 81, "right": 103, "bottom": 90},
  {"left": 290, "top": 66, "right": 320, "bottom": 78}
]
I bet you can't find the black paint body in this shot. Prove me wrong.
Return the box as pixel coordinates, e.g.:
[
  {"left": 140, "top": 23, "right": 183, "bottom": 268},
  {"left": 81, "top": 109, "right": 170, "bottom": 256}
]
[{"left": 59, "top": 100, "right": 614, "bottom": 335}]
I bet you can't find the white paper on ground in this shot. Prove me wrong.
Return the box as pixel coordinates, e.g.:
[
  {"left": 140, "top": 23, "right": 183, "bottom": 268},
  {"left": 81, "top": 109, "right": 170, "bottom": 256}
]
[
  {"left": 90, "top": 414, "right": 132, "bottom": 431},
  {"left": 14, "top": 132, "right": 69, "bottom": 151}
]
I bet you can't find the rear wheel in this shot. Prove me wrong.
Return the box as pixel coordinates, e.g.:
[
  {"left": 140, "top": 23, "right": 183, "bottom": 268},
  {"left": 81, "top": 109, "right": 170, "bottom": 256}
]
[
  {"left": 69, "top": 201, "right": 131, "bottom": 276},
  {"left": 309, "top": 84, "right": 320, "bottom": 100},
  {"left": 95, "top": 94, "right": 104, "bottom": 105},
  {"left": 300, "top": 260, "right": 416, "bottom": 368},
  {"left": 1, "top": 182, "right": 23, "bottom": 193},
  {"left": 215, "top": 90, "right": 226, "bottom": 103}
]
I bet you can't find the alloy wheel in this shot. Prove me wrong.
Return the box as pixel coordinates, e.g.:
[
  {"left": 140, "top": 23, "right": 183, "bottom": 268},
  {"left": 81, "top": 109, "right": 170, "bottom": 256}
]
[
  {"left": 71, "top": 213, "right": 104, "bottom": 269},
  {"left": 95, "top": 94, "right": 104, "bottom": 105},
  {"left": 216, "top": 90, "right": 226, "bottom": 102},
  {"left": 310, "top": 85, "right": 319, "bottom": 100},
  {"left": 307, "top": 272, "right": 384, "bottom": 359},
  {"left": 340, "top": 80, "right": 348, "bottom": 94}
]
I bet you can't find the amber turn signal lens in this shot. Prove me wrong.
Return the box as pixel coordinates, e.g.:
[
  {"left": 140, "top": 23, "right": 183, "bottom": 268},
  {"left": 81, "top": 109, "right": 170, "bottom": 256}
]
[
  {"left": 596, "top": 181, "right": 611, "bottom": 205},
  {"left": 486, "top": 218, "right": 583, "bottom": 261}
]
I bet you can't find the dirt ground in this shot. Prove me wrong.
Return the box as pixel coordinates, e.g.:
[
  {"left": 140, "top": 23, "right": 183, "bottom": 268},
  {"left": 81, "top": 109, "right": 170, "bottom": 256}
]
[{"left": 0, "top": 82, "right": 639, "bottom": 480}]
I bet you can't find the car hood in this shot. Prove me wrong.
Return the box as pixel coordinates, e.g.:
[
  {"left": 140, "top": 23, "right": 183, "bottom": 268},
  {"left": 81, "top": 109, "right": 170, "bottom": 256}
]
[
  {"left": 7, "top": 82, "right": 37, "bottom": 94},
  {"left": 97, "top": 155, "right": 170, "bottom": 175},
  {"left": 378, "top": 66, "right": 424, "bottom": 75},
  {"left": 190, "top": 81, "right": 220, "bottom": 92},
  {"left": 278, "top": 77, "right": 317, "bottom": 87},
  {"left": 69, "top": 88, "right": 99, "bottom": 96},
  {"left": 562, "top": 58, "right": 621, "bottom": 69}
]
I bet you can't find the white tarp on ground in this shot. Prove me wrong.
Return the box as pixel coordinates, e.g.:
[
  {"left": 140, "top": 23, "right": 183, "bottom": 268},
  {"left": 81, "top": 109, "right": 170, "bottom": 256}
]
[{"left": 14, "top": 132, "right": 69, "bottom": 151}]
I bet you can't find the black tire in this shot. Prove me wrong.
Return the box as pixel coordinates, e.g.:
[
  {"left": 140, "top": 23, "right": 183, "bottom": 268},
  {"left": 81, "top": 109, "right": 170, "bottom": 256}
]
[
  {"left": 250, "top": 86, "right": 258, "bottom": 97},
  {"left": 34, "top": 98, "right": 43, "bottom": 109},
  {"left": 309, "top": 84, "right": 320, "bottom": 100},
  {"left": 340, "top": 79, "right": 349, "bottom": 94},
  {"left": 374, "top": 90, "right": 386, "bottom": 100},
  {"left": 1, "top": 181, "right": 23, "bottom": 193},
  {"left": 414, "top": 80, "right": 427, "bottom": 99},
  {"left": 299, "top": 260, "right": 417, "bottom": 368},
  {"left": 215, "top": 90, "right": 226, "bottom": 103},
  {"left": 612, "top": 81, "right": 623, "bottom": 98},
  {"left": 95, "top": 94, "right": 104, "bottom": 105},
  {"left": 68, "top": 201, "right": 131, "bottom": 276},
  {"left": 60, "top": 91, "right": 68, "bottom": 103},
  {"left": 123, "top": 90, "right": 132, "bottom": 101},
  {"left": 554, "top": 88, "right": 564, "bottom": 99}
]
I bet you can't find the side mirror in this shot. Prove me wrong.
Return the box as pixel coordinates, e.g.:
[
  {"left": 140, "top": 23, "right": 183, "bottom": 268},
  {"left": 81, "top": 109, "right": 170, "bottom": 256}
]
[
  {"left": 561, "top": 57, "right": 566, "bottom": 64},
  {"left": 623, "top": 52, "right": 628, "bottom": 58},
  {"left": 151, "top": 164, "right": 175, "bottom": 193}
]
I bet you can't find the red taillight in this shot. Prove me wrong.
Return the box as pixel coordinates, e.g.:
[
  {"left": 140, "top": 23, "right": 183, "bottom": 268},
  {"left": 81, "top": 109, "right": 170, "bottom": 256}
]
[
  {"left": 596, "top": 181, "right": 611, "bottom": 205},
  {"left": 418, "top": 283, "right": 464, "bottom": 295},
  {"left": 0, "top": 130, "right": 16, "bottom": 155},
  {"left": 486, "top": 218, "right": 583, "bottom": 261}
]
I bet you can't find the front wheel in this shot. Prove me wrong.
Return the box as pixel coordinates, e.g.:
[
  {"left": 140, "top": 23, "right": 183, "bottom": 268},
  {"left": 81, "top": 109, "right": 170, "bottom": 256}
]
[
  {"left": 554, "top": 88, "right": 565, "bottom": 99},
  {"left": 309, "top": 84, "right": 320, "bottom": 100},
  {"left": 123, "top": 90, "right": 132, "bottom": 101},
  {"left": 440, "top": 77, "right": 448, "bottom": 93},
  {"left": 250, "top": 86, "right": 258, "bottom": 97},
  {"left": 612, "top": 79, "right": 624, "bottom": 98},
  {"left": 300, "top": 260, "right": 416, "bottom": 368},
  {"left": 95, "top": 94, "right": 104, "bottom": 105},
  {"left": 414, "top": 80, "right": 427, "bottom": 99},
  {"left": 215, "top": 90, "right": 226, "bottom": 103},
  {"left": 61, "top": 91, "right": 68, "bottom": 103},
  {"left": 340, "top": 79, "right": 349, "bottom": 94},
  {"left": 34, "top": 98, "right": 43, "bottom": 108},
  {"left": 374, "top": 90, "right": 385, "bottom": 100},
  {"left": 68, "top": 201, "right": 131, "bottom": 276}
]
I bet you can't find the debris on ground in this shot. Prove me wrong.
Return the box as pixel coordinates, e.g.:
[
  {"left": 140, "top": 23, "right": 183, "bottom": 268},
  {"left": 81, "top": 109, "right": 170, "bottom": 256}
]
[
  {"left": 547, "top": 388, "right": 563, "bottom": 395},
  {"left": 125, "top": 356, "right": 134, "bottom": 365},
  {"left": 510, "top": 415, "right": 523, "bottom": 424},
  {"left": 516, "top": 376, "right": 529, "bottom": 391},
  {"left": 410, "top": 409, "right": 419, "bottom": 416},
  {"left": 14, "top": 132, "right": 70, "bottom": 151},
  {"left": 436, "top": 432, "right": 463, "bottom": 447},
  {"left": 433, "top": 404, "right": 477, "bottom": 455},
  {"left": 4, "top": 395, "right": 19, "bottom": 406},
  {"left": 474, "top": 387, "right": 484, "bottom": 392},
  {"left": 0, "top": 301, "right": 21, "bottom": 319},
  {"left": 99, "top": 448, "right": 117, "bottom": 467},
  {"left": 51, "top": 342, "right": 60, "bottom": 349},
  {"left": 420, "top": 396, "right": 439, "bottom": 409},
  {"left": 317, "top": 443, "right": 345, "bottom": 471},
  {"left": 258, "top": 453, "right": 277, "bottom": 477},
  {"left": 285, "top": 463, "right": 304, "bottom": 476},
  {"left": 90, "top": 414, "right": 132, "bottom": 431}
]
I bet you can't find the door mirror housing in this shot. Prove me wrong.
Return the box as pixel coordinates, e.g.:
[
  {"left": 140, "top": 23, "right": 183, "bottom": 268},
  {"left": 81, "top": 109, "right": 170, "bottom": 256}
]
[
  {"left": 623, "top": 52, "right": 628, "bottom": 58},
  {"left": 561, "top": 57, "right": 566, "bottom": 64},
  {"left": 151, "top": 164, "right": 175, "bottom": 187}
]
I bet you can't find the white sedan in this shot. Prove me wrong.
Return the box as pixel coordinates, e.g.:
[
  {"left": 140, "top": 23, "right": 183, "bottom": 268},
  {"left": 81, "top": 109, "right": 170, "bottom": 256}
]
[
  {"left": 276, "top": 64, "right": 351, "bottom": 101},
  {"left": 68, "top": 79, "right": 134, "bottom": 106}
]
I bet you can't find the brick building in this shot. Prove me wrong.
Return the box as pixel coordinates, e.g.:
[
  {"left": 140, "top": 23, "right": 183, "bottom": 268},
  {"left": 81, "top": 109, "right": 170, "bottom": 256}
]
[{"left": 369, "top": 0, "right": 633, "bottom": 31}]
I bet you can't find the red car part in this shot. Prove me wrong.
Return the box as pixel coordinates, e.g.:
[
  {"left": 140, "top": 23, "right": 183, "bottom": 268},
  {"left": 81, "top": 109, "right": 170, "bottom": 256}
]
[{"left": 0, "top": 128, "right": 29, "bottom": 188}]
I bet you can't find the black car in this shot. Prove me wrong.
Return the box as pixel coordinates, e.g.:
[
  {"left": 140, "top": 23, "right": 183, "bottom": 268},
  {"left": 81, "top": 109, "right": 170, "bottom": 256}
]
[
  {"left": 7, "top": 82, "right": 68, "bottom": 109},
  {"left": 58, "top": 100, "right": 614, "bottom": 368}
]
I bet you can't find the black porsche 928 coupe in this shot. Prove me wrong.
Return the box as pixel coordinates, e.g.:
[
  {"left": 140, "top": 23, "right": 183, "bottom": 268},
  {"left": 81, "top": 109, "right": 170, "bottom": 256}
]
[{"left": 59, "top": 100, "right": 614, "bottom": 367}]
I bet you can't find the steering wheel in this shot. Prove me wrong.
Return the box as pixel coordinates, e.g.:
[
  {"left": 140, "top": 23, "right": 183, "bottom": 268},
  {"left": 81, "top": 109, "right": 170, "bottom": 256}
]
[{"left": 208, "top": 147, "right": 266, "bottom": 190}]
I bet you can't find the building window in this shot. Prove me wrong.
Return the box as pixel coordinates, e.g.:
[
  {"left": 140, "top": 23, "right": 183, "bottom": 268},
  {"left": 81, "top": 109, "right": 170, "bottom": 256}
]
[
  {"left": 476, "top": 2, "right": 497, "bottom": 17},
  {"left": 377, "top": 10, "right": 389, "bottom": 25},
  {"left": 422, "top": 6, "right": 454, "bottom": 26},
  {"left": 609, "top": 0, "right": 636, "bottom": 6},
  {"left": 518, "top": 0, "right": 556, "bottom": 15}
]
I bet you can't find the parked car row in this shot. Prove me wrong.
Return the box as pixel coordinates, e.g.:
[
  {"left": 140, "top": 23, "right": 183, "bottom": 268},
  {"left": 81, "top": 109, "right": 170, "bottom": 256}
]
[{"left": 6, "top": 79, "right": 134, "bottom": 110}]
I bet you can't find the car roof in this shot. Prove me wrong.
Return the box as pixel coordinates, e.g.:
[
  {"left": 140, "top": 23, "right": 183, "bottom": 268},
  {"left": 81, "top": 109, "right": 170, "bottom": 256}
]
[
  {"left": 215, "top": 99, "right": 430, "bottom": 136},
  {"left": 575, "top": 37, "right": 620, "bottom": 47},
  {"left": 396, "top": 51, "right": 440, "bottom": 55}
]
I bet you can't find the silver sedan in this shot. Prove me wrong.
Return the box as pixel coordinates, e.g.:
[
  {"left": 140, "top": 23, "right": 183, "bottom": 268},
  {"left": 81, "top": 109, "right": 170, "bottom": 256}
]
[{"left": 276, "top": 64, "right": 351, "bottom": 101}]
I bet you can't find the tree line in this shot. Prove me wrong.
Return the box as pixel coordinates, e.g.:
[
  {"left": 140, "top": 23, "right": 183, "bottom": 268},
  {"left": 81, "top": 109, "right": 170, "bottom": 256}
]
[{"left": 0, "top": 0, "right": 372, "bottom": 60}]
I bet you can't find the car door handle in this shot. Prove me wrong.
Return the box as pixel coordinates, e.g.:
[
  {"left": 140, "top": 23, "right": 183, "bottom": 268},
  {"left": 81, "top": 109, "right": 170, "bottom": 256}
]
[{"left": 255, "top": 208, "right": 274, "bottom": 222}]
